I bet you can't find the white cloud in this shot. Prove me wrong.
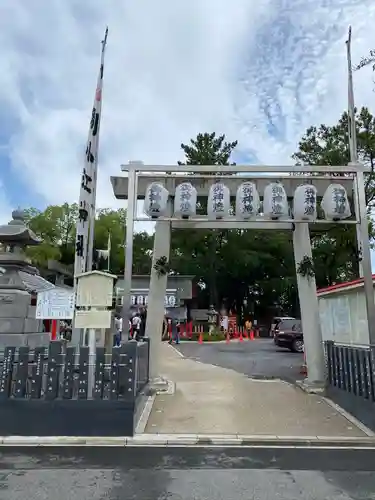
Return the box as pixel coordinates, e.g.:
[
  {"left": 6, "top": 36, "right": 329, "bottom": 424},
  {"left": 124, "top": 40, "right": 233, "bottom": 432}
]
[{"left": 0, "top": 0, "right": 375, "bottom": 215}]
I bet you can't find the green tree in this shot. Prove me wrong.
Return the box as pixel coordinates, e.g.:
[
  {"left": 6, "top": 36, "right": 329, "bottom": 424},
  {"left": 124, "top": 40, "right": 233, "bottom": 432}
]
[
  {"left": 24, "top": 204, "right": 153, "bottom": 276},
  {"left": 292, "top": 107, "right": 375, "bottom": 285},
  {"left": 178, "top": 132, "right": 238, "bottom": 168},
  {"left": 24, "top": 203, "right": 78, "bottom": 266},
  {"left": 173, "top": 132, "right": 238, "bottom": 307},
  {"left": 172, "top": 132, "right": 298, "bottom": 318}
]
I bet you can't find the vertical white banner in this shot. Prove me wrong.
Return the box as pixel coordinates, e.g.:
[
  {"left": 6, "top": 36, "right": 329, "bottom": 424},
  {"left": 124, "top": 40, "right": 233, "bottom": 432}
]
[{"left": 74, "top": 27, "right": 108, "bottom": 279}]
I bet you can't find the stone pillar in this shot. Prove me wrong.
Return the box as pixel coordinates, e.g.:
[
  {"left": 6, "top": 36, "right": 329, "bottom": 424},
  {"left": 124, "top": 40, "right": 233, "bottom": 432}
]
[
  {"left": 145, "top": 203, "right": 172, "bottom": 383},
  {"left": 293, "top": 223, "right": 326, "bottom": 388}
]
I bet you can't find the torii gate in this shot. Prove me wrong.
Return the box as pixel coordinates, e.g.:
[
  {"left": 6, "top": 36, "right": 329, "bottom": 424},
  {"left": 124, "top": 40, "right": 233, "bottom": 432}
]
[{"left": 110, "top": 162, "right": 375, "bottom": 391}]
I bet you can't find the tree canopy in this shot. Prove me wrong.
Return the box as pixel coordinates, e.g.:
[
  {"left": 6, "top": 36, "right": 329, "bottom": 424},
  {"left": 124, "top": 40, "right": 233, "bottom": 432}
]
[
  {"left": 292, "top": 106, "right": 375, "bottom": 283},
  {"left": 20, "top": 109, "right": 375, "bottom": 320},
  {"left": 24, "top": 204, "right": 152, "bottom": 276}
]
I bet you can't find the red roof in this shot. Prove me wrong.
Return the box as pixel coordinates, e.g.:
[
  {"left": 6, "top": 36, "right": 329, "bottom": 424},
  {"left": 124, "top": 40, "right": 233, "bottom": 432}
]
[{"left": 317, "top": 274, "right": 375, "bottom": 295}]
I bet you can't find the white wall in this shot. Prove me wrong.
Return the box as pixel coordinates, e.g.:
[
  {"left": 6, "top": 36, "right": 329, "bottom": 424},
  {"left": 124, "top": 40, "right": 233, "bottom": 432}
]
[{"left": 318, "top": 288, "right": 370, "bottom": 346}]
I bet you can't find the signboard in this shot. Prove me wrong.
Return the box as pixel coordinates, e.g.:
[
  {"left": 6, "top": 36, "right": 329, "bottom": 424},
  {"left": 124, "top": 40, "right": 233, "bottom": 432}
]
[
  {"left": 130, "top": 294, "right": 176, "bottom": 307},
  {"left": 76, "top": 273, "right": 114, "bottom": 307},
  {"left": 36, "top": 289, "right": 75, "bottom": 320},
  {"left": 116, "top": 288, "right": 178, "bottom": 308},
  {"left": 74, "top": 310, "right": 112, "bottom": 329}
]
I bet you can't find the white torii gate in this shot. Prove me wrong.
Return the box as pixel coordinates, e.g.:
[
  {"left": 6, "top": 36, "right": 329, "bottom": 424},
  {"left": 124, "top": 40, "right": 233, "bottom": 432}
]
[{"left": 111, "top": 162, "right": 375, "bottom": 391}]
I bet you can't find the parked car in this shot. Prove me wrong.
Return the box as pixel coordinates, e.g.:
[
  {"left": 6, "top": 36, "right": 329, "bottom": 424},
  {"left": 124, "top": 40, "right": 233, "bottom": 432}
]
[
  {"left": 273, "top": 318, "right": 304, "bottom": 353},
  {"left": 269, "top": 316, "right": 295, "bottom": 338}
]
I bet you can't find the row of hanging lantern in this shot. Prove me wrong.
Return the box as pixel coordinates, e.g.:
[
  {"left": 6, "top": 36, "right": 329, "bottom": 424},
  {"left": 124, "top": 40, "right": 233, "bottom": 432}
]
[{"left": 143, "top": 181, "right": 351, "bottom": 221}]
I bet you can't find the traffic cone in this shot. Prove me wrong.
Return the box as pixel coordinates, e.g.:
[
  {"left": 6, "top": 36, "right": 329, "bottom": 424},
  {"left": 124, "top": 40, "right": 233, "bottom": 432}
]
[
  {"left": 198, "top": 326, "right": 203, "bottom": 344},
  {"left": 250, "top": 330, "right": 254, "bottom": 341}
]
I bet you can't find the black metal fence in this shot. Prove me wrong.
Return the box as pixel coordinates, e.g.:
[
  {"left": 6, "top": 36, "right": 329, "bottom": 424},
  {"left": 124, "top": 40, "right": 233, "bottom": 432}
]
[
  {"left": 325, "top": 341, "right": 375, "bottom": 402},
  {"left": 325, "top": 341, "right": 375, "bottom": 431},
  {"left": 0, "top": 339, "right": 150, "bottom": 401},
  {"left": 0, "top": 339, "right": 150, "bottom": 436}
]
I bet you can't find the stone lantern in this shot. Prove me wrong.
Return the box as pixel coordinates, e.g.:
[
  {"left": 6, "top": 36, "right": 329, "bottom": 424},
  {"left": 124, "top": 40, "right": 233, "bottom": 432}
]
[{"left": 0, "top": 209, "right": 52, "bottom": 348}]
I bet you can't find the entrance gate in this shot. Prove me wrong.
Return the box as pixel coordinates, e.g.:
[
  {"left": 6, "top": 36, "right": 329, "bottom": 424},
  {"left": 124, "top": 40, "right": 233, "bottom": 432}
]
[{"left": 112, "top": 162, "right": 375, "bottom": 390}]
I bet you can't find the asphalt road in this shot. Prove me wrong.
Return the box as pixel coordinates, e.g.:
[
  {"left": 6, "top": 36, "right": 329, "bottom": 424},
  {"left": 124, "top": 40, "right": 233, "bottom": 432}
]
[
  {"left": 1, "top": 446, "right": 375, "bottom": 499},
  {"left": 175, "top": 338, "right": 304, "bottom": 383}
]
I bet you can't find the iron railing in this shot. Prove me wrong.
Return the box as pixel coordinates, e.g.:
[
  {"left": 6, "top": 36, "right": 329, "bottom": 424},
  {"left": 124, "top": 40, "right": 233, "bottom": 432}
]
[{"left": 325, "top": 341, "right": 375, "bottom": 402}]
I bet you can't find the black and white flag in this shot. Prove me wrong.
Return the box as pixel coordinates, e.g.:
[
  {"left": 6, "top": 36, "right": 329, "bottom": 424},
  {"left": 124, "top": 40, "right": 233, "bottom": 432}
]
[{"left": 74, "top": 27, "right": 108, "bottom": 278}]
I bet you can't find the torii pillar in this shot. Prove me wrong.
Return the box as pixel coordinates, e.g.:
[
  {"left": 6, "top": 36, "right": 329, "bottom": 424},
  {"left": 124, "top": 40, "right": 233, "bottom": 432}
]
[{"left": 144, "top": 202, "right": 172, "bottom": 387}]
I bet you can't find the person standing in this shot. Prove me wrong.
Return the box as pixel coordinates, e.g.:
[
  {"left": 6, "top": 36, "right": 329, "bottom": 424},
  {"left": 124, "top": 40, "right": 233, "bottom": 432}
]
[
  {"left": 162, "top": 312, "right": 168, "bottom": 340},
  {"left": 132, "top": 312, "right": 142, "bottom": 341},
  {"left": 114, "top": 314, "right": 122, "bottom": 347},
  {"left": 245, "top": 318, "right": 252, "bottom": 338},
  {"left": 168, "top": 317, "right": 180, "bottom": 345},
  {"left": 139, "top": 306, "right": 147, "bottom": 339}
]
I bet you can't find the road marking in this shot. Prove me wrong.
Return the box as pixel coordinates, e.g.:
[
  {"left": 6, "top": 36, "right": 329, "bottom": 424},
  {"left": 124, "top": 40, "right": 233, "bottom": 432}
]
[{"left": 168, "top": 344, "right": 185, "bottom": 358}]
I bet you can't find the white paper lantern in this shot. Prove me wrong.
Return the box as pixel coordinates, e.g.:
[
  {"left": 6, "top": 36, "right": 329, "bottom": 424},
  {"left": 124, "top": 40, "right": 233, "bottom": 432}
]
[
  {"left": 207, "top": 183, "right": 230, "bottom": 219},
  {"left": 321, "top": 183, "right": 351, "bottom": 220},
  {"left": 293, "top": 184, "right": 317, "bottom": 221},
  {"left": 174, "top": 182, "right": 197, "bottom": 218},
  {"left": 235, "top": 182, "right": 260, "bottom": 220},
  {"left": 144, "top": 182, "right": 169, "bottom": 218},
  {"left": 263, "top": 182, "right": 289, "bottom": 219}
]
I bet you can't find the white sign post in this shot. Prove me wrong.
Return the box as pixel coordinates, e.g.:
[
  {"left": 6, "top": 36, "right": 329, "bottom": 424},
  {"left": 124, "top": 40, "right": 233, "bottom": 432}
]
[
  {"left": 74, "top": 270, "right": 117, "bottom": 397},
  {"left": 36, "top": 289, "right": 75, "bottom": 320}
]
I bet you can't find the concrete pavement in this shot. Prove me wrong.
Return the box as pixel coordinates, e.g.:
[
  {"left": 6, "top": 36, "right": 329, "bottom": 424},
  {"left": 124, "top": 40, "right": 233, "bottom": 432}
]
[
  {"left": 145, "top": 343, "right": 367, "bottom": 437},
  {"left": 1, "top": 446, "right": 375, "bottom": 499},
  {"left": 176, "top": 338, "right": 303, "bottom": 383}
]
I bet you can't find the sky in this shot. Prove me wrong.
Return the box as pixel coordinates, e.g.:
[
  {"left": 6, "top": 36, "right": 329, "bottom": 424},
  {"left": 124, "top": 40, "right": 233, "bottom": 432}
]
[{"left": 1, "top": 0, "right": 375, "bottom": 231}]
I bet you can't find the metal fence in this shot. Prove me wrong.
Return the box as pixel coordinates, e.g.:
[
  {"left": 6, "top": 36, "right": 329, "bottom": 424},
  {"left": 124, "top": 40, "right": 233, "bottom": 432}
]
[
  {"left": 325, "top": 341, "right": 375, "bottom": 402},
  {"left": 0, "top": 339, "right": 150, "bottom": 402}
]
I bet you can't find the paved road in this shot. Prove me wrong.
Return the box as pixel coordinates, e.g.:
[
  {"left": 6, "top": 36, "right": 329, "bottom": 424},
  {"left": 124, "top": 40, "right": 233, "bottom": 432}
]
[
  {"left": 176, "top": 338, "right": 304, "bottom": 383},
  {"left": 1, "top": 446, "right": 375, "bottom": 499}
]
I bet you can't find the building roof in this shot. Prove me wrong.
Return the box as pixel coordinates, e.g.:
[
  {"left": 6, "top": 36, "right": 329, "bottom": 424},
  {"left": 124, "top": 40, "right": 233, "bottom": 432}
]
[
  {"left": 116, "top": 274, "right": 196, "bottom": 280},
  {"left": 317, "top": 275, "right": 375, "bottom": 296},
  {"left": 19, "top": 271, "right": 56, "bottom": 294}
]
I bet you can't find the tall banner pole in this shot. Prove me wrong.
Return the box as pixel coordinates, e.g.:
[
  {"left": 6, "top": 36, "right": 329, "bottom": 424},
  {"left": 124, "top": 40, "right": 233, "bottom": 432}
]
[
  {"left": 87, "top": 27, "right": 109, "bottom": 271},
  {"left": 346, "top": 26, "right": 364, "bottom": 277},
  {"left": 72, "top": 27, "right": 108, "bottom": 346}
]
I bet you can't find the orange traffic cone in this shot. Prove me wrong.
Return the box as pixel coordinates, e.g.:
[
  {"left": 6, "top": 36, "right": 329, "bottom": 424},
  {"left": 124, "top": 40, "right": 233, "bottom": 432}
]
[
  {"left": 198, "top": 326, "right": 203, "bottom": 344},
  {"left": 250, "top": 330, "right": 254, "bottom": 341}
]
